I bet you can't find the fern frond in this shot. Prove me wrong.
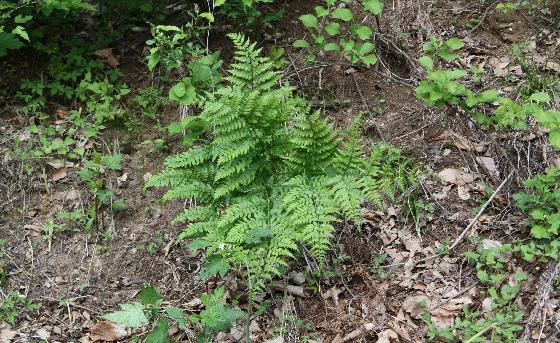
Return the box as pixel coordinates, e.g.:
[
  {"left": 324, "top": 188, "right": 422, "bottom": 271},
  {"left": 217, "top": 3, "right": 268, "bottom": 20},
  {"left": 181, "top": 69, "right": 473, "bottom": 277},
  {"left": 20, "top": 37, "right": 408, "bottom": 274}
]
[
  {"left": 226, "top": 33, "right": 281, "bottom": 92},
  {"left": 285, "top": 110, "right": 339, "bottom": 175}
]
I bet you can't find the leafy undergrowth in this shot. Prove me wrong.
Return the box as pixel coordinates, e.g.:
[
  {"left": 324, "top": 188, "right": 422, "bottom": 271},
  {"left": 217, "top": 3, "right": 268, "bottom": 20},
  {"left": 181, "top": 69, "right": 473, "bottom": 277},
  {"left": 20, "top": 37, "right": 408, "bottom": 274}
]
[{"left": 1, "top": 0, "right": 559, "bottom": 342}]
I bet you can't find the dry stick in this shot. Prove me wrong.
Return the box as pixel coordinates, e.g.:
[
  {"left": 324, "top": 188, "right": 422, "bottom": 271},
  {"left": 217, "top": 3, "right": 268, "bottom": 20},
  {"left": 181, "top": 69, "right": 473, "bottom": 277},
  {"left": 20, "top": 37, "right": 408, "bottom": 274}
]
[
  {"left": 380, "top": 172, "right": 513, "bottom": 269},
  {"left": 351, "top": 75, "right": 386, "bottom": 142}
]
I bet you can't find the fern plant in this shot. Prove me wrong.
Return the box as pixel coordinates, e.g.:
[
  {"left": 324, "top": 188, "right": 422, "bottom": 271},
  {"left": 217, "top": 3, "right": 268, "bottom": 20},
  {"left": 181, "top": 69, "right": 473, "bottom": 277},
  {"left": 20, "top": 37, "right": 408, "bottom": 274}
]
[{"left": 147, "top": 33, "right": 418, "bottom": 296}]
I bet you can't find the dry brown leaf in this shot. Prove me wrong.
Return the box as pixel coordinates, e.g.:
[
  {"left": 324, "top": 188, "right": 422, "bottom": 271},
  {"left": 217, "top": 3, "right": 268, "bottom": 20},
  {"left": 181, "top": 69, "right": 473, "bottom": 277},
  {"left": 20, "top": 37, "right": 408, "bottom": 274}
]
[
  {"left": 402, "top": 294, "right": 431, "bottom": 318},
  {"left": 377, "top": 329, "right": 399, "bottom": 343},
  {"left": 438, "top": 168, "right": 475, "bottom": 185},
  {"left": 545, "top": 61, "right": 560, "bottom": 73},
  {"left": 476, "top": 156, "right": 499, "bottom": 178},
  {"left": 457, "top": 185, "right": 471, "bottom": 200},
  {"left": 52, "top": 167, "right": 67, "bottom": 182},
  {"left": 89, "top": 321, "right": 128, "bottom": 342},
  {"left": 489, "top": 56, "right": 510, "bottom": 76},
  {"left": 337, "top": 322, "right": 376, "bottom": 342},
  {"left": 56, "top": 108, "right": 69, "bottom": 119},
  {"left": 452, "top": 134, "right": 487, "bottom": 152},
  {"left": 94, "top": 48, "right": 119, "bottom": 68}
]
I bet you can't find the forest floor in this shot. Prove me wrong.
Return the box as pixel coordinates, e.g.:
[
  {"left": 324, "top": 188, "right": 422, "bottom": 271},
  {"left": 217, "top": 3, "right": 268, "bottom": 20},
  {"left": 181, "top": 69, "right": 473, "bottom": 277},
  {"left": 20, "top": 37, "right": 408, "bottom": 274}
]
[{"left": 1, "top": 0, "right": 560, "bottom": 342}]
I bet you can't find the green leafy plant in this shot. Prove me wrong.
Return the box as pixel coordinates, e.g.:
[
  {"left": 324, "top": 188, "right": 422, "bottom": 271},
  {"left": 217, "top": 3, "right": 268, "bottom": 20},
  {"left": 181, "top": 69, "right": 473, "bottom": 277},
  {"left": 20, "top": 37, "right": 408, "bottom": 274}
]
[
  {"left": 146, "top": 20, "right": 205, "bottom": 75},
  {"left": 416, "top": 39, "right": 560, "bottom": 150},
  {"left": 294, "top": 0, "right": 383, "bottom": 65},
  {"left": 0, "top": 0, "right": 94, "bottom": 57},
  {"left": 422, "top": 36, "right": 465, "bottom": 62},
  {"left": 0, "top": 291, "right": 40, "bottom": 325},
  {"left": 103, "top": 284, "right": 189, "bottom": 343},
  {"left": 78, "top": 152, "right": 125, "bottom": 232},
  {"left": 512, "top": 168, "right": 560, "bottom": 260},
  {"left": 216, "top": 0, "right": 283, "bottom": 27},
  {"left": 190, "top": 287, "right": 244, "bottom": 343},
  {"left": 146, "top": 34, "right": 418, "bottom": 299}
]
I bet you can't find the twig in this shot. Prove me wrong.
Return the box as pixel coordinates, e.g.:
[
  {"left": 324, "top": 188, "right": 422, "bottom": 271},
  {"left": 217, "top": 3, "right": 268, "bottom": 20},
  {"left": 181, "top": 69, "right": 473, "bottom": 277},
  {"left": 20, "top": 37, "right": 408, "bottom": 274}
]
[
  {"left": 469, "top": 0, "right": 500, "bottom": 33},
  {"left": 351, "top": 75, "right": 386, "bottom": 141}
]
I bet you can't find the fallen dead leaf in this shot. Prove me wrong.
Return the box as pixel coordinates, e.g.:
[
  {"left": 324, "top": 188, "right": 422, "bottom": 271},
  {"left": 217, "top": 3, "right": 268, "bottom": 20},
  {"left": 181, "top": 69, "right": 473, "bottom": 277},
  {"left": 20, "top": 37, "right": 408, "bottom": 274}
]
[
  {"left": 36, "top": 328, "right": 50, "bottom": 340},
  {"left": 438, "top": 168, "right": 475, "bottom": 186},
  {"left": 52, "top": 167, "right": 67, "bottom": 182},
  {"left": 402, "top": 294, "right": 431, "bottom": 318},
  {"left": 457, "top": 185, "right": 471, "bottom": 200},
  {"left": 56, "top": 108, "right": 69, "bottom": 119},
  {"left": 377, "top": 329, "right": 399, "bottom": 343},
  {"left": 94, "top": 48, "right": 119, "bottom": 68},
  {"left": 89, "top": 321, "right": 128, "bottom": 342},
  {"left": 452, "top": 134, "right": 488, "bottom": 152},
  {"left": 545, "top": 61, "right": 560, "bottom": 73},
  {"left": 0, "top": 328, "right": 16, "bottom": 342},
  {"left": 476, "top": 156, "right": 499, "bottom": 178}
]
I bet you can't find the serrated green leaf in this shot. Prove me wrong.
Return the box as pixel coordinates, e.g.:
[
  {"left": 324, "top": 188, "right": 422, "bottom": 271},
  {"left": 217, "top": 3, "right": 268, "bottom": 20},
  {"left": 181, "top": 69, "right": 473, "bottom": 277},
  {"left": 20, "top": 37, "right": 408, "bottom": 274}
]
[
  {"left": 145, "top": 318, "right": 169, "bottom": 343},
  {"left": 438, "top": 49, "right": 459, "bottom": 61},
  {"left": 419, "top": 56, "right": 433, "bottom": 70},
  {"left": 139, "top": 284, "right": 162, "bottom": 307},
  {"left": 103, "top": 303, "right": 148, "bottom": 328},
  {"left": 100, "top": 154, "right": 122, "bottom": 170},
  {"left": 199, "top": 255, "right": 229, "bottom": 279},
  {"left": 0, "top": 32, "right": 23, "bottom": 57},
  {"left": 352, "top": 24, "right": 373, "bottom": 40},
  {"left": 299, "top": 14, "right": 318, "bottom": 28},
  {"left": 165, "top": 307, "right": 186, "bottom": 329},
  {"left": 361, "top": 53, "right": 377, "bottom": 66},
  {"left": 331, "top": 8, "right": 353, "bottom": 21},
  {"left": 215, "top": 0, "right": 226, "bottom": 6},
  {"left": 531, "top": 224, "right": 550, "bottom": 239},
  {"left": 363, "top": 0, "right": 384, "bottom": 15},
  {"left": 549, "top": 130, "right": 560, "bottom": 150},
  {"left": 444, "top": 37, "right": 464, "bottom": 50},
  {"left": 324, "top": 22, "right": 341, "bottom": 36},
  {"left": 169, "top": 79, "right": 196, "bottom": 105}
]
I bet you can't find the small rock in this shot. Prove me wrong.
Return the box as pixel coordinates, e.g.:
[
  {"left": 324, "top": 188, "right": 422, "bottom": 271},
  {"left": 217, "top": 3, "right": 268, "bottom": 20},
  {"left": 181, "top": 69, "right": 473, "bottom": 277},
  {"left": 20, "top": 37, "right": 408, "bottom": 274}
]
[
  {"left": 481, "top": 297, "right": 493, "bottom": 312},
  {"left": 288, "top": 271, "right": 306, "bottom": 285}
]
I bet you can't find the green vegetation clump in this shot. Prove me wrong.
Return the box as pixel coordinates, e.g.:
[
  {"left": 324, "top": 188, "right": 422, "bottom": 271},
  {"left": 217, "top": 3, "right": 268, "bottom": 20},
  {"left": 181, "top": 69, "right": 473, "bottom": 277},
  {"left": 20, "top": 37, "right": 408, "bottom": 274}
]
[{"left": 146, "top": 34, "right": 418, "bottom": 297}]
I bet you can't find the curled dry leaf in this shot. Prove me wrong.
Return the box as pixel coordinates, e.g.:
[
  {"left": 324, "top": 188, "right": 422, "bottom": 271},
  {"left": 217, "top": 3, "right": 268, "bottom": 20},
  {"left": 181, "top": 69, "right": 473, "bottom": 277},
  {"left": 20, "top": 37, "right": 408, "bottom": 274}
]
[
  {"left": 438, "top": 168, "right": 475, "bottom": 186},
  {"left": 333, "top": 322, "right": 376, "bottom": 342},
  {"left": 94, "top": 48, "right": 119, "bottom": 68},
  {"left": 452, "top": 134, "right": 488, "bottom": 152},
  {"left": 89, "top": 321, "right": 128, "bottom": 342},
  {"left": 269, "top": 283, "right": 307, "bottom": 298}
]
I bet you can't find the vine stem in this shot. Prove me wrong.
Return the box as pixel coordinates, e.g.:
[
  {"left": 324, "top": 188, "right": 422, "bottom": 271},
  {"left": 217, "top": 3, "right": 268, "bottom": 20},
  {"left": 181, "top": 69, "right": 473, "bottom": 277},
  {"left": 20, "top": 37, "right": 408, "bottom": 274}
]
[{"left": 464, "top": 322, "right": 497, "bottom": 343}]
